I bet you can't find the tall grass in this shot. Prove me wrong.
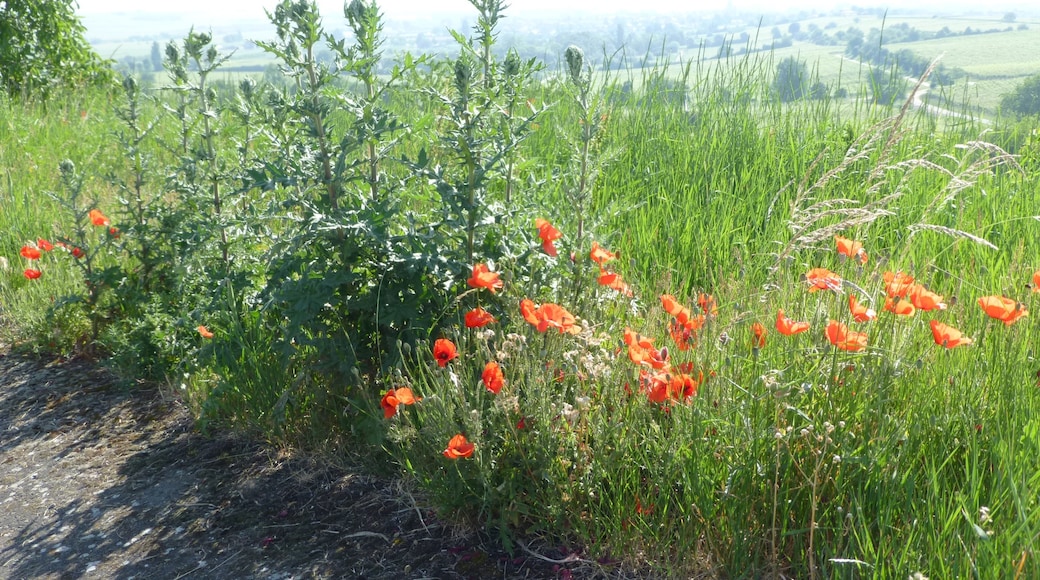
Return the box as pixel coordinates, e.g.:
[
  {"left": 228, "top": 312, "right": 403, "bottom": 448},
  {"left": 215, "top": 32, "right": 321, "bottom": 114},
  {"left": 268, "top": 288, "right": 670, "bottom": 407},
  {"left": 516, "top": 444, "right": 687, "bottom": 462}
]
[{"left": 2, "top": 1, "right": 1039, "bottom": 575}]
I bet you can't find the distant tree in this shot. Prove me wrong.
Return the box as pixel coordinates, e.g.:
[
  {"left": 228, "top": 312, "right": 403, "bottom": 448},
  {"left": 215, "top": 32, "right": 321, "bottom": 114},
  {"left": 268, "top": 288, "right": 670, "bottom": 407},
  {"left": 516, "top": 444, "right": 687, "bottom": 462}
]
[
  {"left": 0, "top": 0, "right": 113, "bottom": 97},
  {"left": 771, "top": 26, "right": 782, "bottom": 39},
  {"left": 774, "top": 56, "right": 808, "bottom": 102},
  {"left": 868, "top": 67, "right": 906, "bottom": 106},
  {"left": 1001, "top": 73, "right": 1040, "bottom": 117},
  {"left": 1003, "top": 12, "right": 1017, "bottom": 23},
  {"left": 788, "top": 22, "right": 801, "bottom": 35},
  {"left": 150, "top": 41, "right": 163, "bottom": 72}
]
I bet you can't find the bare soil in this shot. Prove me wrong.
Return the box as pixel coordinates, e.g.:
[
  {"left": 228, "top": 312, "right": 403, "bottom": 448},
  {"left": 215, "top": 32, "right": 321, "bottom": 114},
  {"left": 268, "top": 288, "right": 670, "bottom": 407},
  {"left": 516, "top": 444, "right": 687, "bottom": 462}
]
[{"left": 0, "top": 352, "right": 610, "bottom": 579}]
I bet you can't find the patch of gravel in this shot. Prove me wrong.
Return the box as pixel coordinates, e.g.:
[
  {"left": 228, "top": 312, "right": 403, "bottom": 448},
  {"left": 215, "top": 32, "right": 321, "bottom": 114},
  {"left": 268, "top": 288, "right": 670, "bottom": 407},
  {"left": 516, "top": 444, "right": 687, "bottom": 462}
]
[{"left": 0, "top": 352, "right": 612, "bottom": 579}]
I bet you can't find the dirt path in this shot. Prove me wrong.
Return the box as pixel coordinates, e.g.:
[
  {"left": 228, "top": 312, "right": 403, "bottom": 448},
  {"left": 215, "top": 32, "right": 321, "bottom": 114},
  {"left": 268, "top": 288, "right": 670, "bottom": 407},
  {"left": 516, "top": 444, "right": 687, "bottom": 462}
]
[{"left": 0, "top": 352, "right": 591, "bottom": 579}]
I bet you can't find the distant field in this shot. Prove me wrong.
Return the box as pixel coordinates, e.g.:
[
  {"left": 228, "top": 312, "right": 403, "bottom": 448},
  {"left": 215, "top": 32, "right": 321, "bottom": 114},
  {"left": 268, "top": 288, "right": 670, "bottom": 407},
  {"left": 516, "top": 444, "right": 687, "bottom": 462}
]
[{"left": 887, "top": 29, "right": 1040, "bottom": 77}]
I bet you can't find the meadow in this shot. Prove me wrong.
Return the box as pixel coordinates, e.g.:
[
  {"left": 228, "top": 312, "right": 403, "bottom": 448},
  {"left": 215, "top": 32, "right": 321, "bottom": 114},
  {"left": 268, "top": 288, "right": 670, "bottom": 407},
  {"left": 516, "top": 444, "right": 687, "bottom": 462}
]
[{"left": 4, "top": 1, "right": 1040, "bottom": 577}]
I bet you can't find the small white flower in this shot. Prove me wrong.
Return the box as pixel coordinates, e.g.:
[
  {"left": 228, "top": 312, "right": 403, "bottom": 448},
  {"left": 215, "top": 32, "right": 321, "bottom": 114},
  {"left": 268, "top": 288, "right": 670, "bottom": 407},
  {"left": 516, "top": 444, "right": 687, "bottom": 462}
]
[
  {"left": 979, "top": 506, "right": 991, "bottom": 524},
  {"left": 561, "top": 403, "right": 580, "bottom": 425},
  {"left": 832, "top": 455, "right": 842, "bottom": 464},
  {"left": 574, "top": 396, "right": 591, "bottom": 411}
]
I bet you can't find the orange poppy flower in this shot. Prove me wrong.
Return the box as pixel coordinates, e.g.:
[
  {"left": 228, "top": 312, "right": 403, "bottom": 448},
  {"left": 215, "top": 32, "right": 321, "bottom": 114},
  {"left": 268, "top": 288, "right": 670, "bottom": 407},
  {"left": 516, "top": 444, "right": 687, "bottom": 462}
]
[
  {"left": 978, "top": 295, "right": 1029, "bottom": 326},
  {"left": 37, "top": 239, "right": 54, "bottom": 252},
  {"left": 23, "top": 268, "right": 42, "bottom": 280},
  {"left": 883, "top": 296, "right": 915, "bottom": 317},
  {"left": 848, "top": 294, "right": 877, "bottom": 323},
  {"left": 589, "top": 241, "right": 617, "bottom": 265},
  {"left": 646, "top": 371, "right": 698, "bottom": 403},
  {"left": 775, "top": 309, "right": 810, "bottom": 335},
  {"left": 598, "top": 269, "right": 633, "bottom": 296},
  {"left": 72, "top": 247, "right": 85, "bottom": 259},
  {"left": 805, "top": 268, "right": 842, "bottom": 292},
  {"left": 197, "top": 325, "right": 214, "bottom": 339},
  {"left": 464, "top": 307, "right": 496, "bottom": 328},
  {"left": 521, "top": 300, "right": 580, "bottom": 334},
  {"left": 432, "top": 338, "right": 458, "bottom": 367},
  {"left": 883, "top": 271, "right": 915, "bottom": 298},
  {"left": 625, "top": 329, "right": 668, "bottom": 369},
  {"left": 467, "top": 263, "right": 503, "bottom": 293},
  {"left": 907, "top": 284, "right": 947, "bottom": 311},
  {"left": 443, "top": 433, "right": 475, "bottom": 459},
  {"left": 1033, "top": 270, "right": 1040, "bottom": 293},
  {"left": 20, "top": 245, "right": 41, "bottom": 260},
  {"left": 481, "top": 361, "right": 505, "bottom": 394},
  {"left": 380, "top": 387, "right": 418, "bottom": 418},
  {"left": 535, "top": 218, "right": 562, "bottom": 257},
  {"left": 751, "top": 322, "right": 767, "bottom": 349},
  {"left": 835, "top": 235, "right": 868, "bottom": 264},
  {"left": 825, "top": 320, "right": 867, "bottom": 352},
  {"left": 668, "top": 320, "right": 697, "bottom": 351},
  {"left": 88, "top": 208, "right": 110, "bottom": 227},
  {"left": 697, "top": 293, "right": 718, "bottom": 316},
  {"left": 930, "top": 320, "right": 973, "bottom": 349}
]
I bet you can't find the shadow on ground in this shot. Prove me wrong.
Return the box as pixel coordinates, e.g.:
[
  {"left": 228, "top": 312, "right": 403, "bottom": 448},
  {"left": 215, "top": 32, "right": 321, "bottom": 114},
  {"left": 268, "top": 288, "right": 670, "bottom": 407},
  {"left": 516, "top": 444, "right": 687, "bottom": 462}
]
[{"left": 0, "top": 353, "right": 578, "bottom": 579}]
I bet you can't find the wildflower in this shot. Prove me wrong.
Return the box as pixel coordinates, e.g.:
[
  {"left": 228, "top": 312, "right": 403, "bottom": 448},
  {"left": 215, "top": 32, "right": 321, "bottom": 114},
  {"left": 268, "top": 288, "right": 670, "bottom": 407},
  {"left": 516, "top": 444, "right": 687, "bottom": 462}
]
[
  {"left": 835, "top": 235, "right": 868, "bottom": 264},
  {"left": 20, "top": 245, "right": 41, "bottom": 260},
  {"left": 598, "top": 269, "right": 632, "bottom": 296},
  {"left": 848, "top": 294, "right": 877, "bottom": 323},
  {"left": 380, "top": 387, "right": 418, "bottom": 418},
  {"left": 645, "top": 371, "right": 698, "bottom": 403},
  {"left": 825, "top": 320, "right": 867, "bottom": 352},
  {"left": 883, "top": 271, "right": 915, "bottom": 298},
  {"left": 805, "top": 268, "right": 842, "bottom": 292},
  {"left": 442, "top": 433, "right": 475, "bottom": 459},
  {"left": 1033, "top": 271, "right": 1040, "bottom": 293},
  {"left": 751, "top": 322, "right": 767, "bottom": 349},
  {"left": 908, "top": 284, "right": 946, "bottom": 311},
  {"left": 432, "top": 338, "right": 458, "bottom": 367},
  {"left": 37, "top": 239, "right": 54, "bottom": 252},
  {"left": 625, "top": 328, "right": 668, "bottom": 370},
  {"left": 23, "top": 268, "right": 42, "bottom": 280},
  {"left": 520, "top": 299, "right": 580, "bottom": 334},
  {"left": 72, "top": 247, "right": 85, "bottom": 259},
  {"left": 668, "top": 319, "right": 697, "bottom": 351},
  {"left": 697, "top": 293, "right": 718, "bottom": 316},
  {"left": 883, "top": 296, "right": 916, "bottom": 317},
  {"left": 467, "top": 263, "right": 503, "bottom": 293},
  {"left": 88, "top": 209, "right": 110, "bottom": 227},
  {"left": 197, "top": 325, "right": 214, "bottom": 339},
  {"left": 978, "top": 295, "right": 1028, "bottom": 325},
  {"left": 464, "top": 307, "right": 496, "bottom": 328},
  {"left": 108, "top": 227, "right": 120, "bottom": 239},
  {"left": 482, "top": 361, "right": 505, "bottom": 394},
  {"left": 660, "top": 294, "right": 691, "bottom": 322},
  {"left": 775, "top": 309, "right": 810, "bottom": 335},
  {"left": 930, "top": 320, "right": 973, "bottom": 349},
  {"left": 534, "top": 218, "right": 562, "bottom": 257},
  {"left": 589, "top": 241, "right": 617, "bottom": 265}
]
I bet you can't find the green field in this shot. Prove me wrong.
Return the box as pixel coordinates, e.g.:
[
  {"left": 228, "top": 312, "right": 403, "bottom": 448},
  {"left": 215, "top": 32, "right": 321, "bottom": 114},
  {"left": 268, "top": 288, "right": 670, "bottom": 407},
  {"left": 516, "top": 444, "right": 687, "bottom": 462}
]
[{"left": 6, "top": 2, "right": 1040, "bottom": 577}]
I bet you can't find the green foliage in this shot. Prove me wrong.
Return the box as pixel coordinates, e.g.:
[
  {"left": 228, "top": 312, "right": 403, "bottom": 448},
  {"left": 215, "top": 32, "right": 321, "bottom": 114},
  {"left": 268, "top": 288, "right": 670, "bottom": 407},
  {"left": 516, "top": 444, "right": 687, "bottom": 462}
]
[
  {"left": 1000, "top": 73, "right": 1040, "bottom": 117},
  {"left": 0, "top": 0, "right": 114, "bottom": 98},
  {"left": 774, "top": 56, "right": 808, "bottom": 102}
]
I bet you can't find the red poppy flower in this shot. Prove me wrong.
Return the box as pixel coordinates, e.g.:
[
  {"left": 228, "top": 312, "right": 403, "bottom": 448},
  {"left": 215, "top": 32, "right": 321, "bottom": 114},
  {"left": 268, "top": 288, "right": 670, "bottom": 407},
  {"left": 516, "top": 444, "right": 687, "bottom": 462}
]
[
  {"left": 381, "top": 387, "right": 417, "bottom": 418},
  {"left": 520, "top": 298, "right": 540, "bottom": 326},
  {"left": 108, "top": 227, "right": 120, "bottom": 239},
  {"left": 432, "top": 338, "right": 458, "bottom": 367},
  {"left": 751, "top": 322, "right": 767, "bottom": 349},
  {"left": 775, "top": 309, "right": 810, "bottom": 335},
  {"left": 23, "top": 268, "right": 42, "bottom": 280},
  {"left": 697, "top": 293, "right": 718, "bottom": 316},
  {"left": 37, "top": 239, "right": 54, "bottom": 252},
  {"left": 825, "top": 320, "right": 867, "bottom": 352},
  {"left": 467, "top": 263, "right": 503, "bottom": 293},
  {"left": 464, "top": 307, "right": 496, "bottom": 328},
  {"left": 835, "top": 235, "right": 868, "bottom": 265},
  {"left": 88, "top": 209, "right": 110, "bottom": 227},
  {"left": 645, "top": 371, "right": 698, "bottom": 403},
  {"left": 883, "top": 296, "right": 915, "bottom": 317},
  {"left": 668, "top": 320, "right": 697, "bottom": 351},
  {"left": 20, "top": 245, "right": 41, "bottom": 260},
  {"left": 1033, "top": 271, "right": 1040, "bottom": 293},
  {"left": 930, "top": 320, "right": 973, "bottom": 349},
  {"left": 598, "top": 269, "right": 632, "bottom": 296},
  {"left": 197, "top": 325, "right": 214, "bottom": 339},
  {"left": 443, "top": 433, "right": 475, "bottom": 459},
  {"left": 535, "top": 303, "right": 580, "bottom": 334},
  {"left": 883, "top": 271, "right": 915, "bottom": 298},
  {"left": 805, "top": 268, "right": 842, "bottom": 292},
  {"left": 535, "top": 218, "right": 562, "bottom": 257},
  {"left": 72, "top": 247, "right": 85, "bottom": 259},
  {"left": 848, "top": 294, "right": 877, "bottom": 323},
  {"left": 481, "top": 361, "right": 505, "bottom": 394},
  {"left": 978, "top": 295, "right": 1028, "bottom": 326},
  {"left": 908, "top": 284, "right": 947, "bottom": 311},
  {"left": 589, "top": 242, "right": 617, "bottom": 265},
  {"left": 625, "top": 328, "right": 668, "bottom": 370}
]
